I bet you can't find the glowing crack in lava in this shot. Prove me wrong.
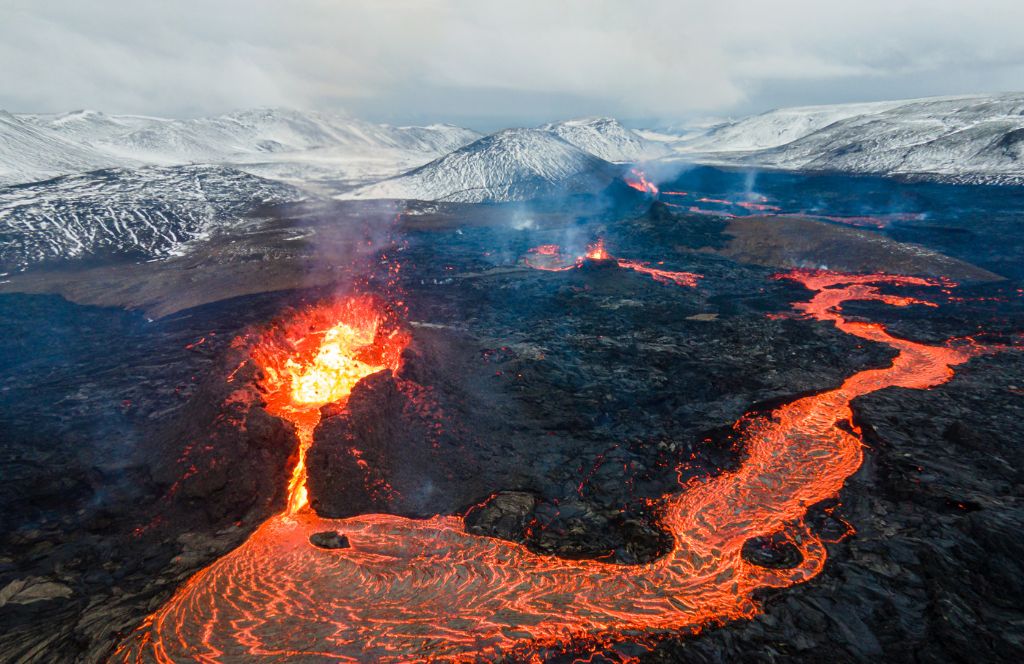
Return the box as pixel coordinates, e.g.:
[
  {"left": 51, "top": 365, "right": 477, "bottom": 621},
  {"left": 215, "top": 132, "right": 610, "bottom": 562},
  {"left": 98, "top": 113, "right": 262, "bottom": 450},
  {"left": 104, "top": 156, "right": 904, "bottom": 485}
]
[
  {"left": 624, "top": 168, "right": 659, "bottom": 195},
  {"left": 117, "top": 272, "right": 988, "bottom": 662},
  {"left": 523, "top": 239, "right": 702, "bottom": 288}
]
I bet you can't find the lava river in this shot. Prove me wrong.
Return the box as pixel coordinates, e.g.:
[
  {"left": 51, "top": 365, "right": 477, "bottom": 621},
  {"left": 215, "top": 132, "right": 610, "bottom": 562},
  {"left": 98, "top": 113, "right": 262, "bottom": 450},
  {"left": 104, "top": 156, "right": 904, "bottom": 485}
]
[{"left": 116, "top": 271, "right": 986, "bottom": 662}]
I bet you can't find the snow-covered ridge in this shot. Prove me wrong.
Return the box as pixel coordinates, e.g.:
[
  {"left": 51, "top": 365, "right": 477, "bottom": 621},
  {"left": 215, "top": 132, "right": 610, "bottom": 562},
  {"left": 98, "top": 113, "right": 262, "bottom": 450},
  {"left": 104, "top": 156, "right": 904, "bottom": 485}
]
[
  {"left": 539, "top": 117, "right": 669, "bottom": 162},
  {"left": 669, "top": 100, "right": 909, "bottom": 153},
  {"left": 0, "top": 108, "right": 482, "bottom": 187},
  {"left": 93, "top": 108, "right": 481, "bottom": 164},
  {"left": 344, "top": 128, "right": 618, "bottom": 203},
  {"left": 0, "top": 111, "right": 133, "bottom": 185},
  {"left": 658, "top": 93, "right": 1024, "bottom": 183},
  {"left": 0, "top": 165, "right": 304, "bottom": 271}
]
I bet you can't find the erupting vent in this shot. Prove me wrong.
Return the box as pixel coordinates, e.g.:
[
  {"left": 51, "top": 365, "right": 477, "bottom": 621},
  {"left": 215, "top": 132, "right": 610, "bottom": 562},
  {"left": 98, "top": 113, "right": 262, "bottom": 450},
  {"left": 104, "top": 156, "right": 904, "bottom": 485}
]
[
  {"left": 251, "top": 297, "right": 408, "bottom": 514},
  {"left": 524, "top": 238, "right": 702, "bottom": 288},
  {"left": 624, "top": 168, "right": 659, "bottom": 195}
]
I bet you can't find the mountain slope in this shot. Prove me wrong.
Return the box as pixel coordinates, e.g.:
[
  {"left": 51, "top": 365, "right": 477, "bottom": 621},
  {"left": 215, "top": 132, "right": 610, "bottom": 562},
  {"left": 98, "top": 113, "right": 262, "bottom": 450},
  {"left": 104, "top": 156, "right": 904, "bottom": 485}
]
[
  {"left": 0, "top": 111, "right": 133, "bottom": 185},
  {"left": 665, "top": 93, "right": 1024, "bottom": 183},
  {"left": 540, "top": 117, "right": 669, "bottom": 162},
  {"left": 0, "top": 165, "right": 305, "bottom": 271},
  {"left": 343, "top": 128, "right": 618, "bottom": 202},
  {"left": 103, "top": 109, "right": 480, "bottom": 164},
  {"left": 0, "top": 108, "right": 481, "bottom": 188},
  {"left": 21, "top": 110, "right": 165, "bottom": 145},
  {"left": 671, "top": 100, "right": 906, "bottom": 153}
]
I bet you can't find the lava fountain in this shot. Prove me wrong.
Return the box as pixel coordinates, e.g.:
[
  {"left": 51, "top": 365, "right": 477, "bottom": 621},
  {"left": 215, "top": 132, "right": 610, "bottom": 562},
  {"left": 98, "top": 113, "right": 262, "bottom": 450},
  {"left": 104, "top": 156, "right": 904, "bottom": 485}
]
[
  {"left": 624, "top": 168, "right": 659, "bottom": 195},
  {"left": 250, "top": 296, "right": 409, "bottom": 514},
  {"left": 585, "top": 237, "right": 610, "bottom": 260},
  {"left": 117, "top": 271, "right": 989, "bottom": 662}
]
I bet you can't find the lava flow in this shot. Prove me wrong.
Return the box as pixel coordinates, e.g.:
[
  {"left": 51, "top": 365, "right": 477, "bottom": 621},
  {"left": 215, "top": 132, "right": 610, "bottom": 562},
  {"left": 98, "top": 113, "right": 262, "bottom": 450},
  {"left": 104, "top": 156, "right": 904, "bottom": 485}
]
[
  {"left": 695, "top": 196, "right": 782, "bottom": 213},
  {"left": 117, "top": 271, "right": 988, "bottom": 662},
  {"left": 523, "top": 239, "right": 702, "bottom": 287}
]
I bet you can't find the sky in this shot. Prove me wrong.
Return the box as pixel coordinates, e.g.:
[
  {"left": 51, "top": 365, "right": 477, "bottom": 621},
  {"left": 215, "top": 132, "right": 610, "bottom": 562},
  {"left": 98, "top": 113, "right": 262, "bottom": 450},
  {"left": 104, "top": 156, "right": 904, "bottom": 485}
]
[{"left": 2, "top": 0, "right": 1023, "bottom": 130}]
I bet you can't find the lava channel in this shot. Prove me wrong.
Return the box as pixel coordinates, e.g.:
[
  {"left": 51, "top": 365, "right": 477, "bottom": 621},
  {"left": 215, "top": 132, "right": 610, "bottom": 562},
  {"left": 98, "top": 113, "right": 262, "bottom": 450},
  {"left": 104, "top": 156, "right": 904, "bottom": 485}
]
[
  {"left": 523, "top": 239, "right": 702, "bottom": 287},
  {"left": 116, "top": 271, "right": 987, "bottom": 662}
]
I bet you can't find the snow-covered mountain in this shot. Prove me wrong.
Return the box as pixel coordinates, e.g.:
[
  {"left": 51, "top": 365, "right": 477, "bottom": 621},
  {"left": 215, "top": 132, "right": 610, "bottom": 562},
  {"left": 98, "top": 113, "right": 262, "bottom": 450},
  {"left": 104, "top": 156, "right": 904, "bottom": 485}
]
[
  {"left": 0, "top": 107, "right": 485, "bottom": 270},
  {"left": 539, "top": 117, "right": 669, "bottom": 162},
  {"left": 667, "top": 100, "right": 905, "bottom": 153},
  {"left": 21, "top": 109, "right": 165, "bottom": 146},
  {"left": 0, "top": 108, "right": 481, "bottom": 188},
  {"left": 660, "top": 93, "right": 1024, "bottom": 183},
  {"left": 0, "top": 165, "right": 304, "bottom": 271},
  {"left": 0, "top": 111, "right": 131, "bottom": 185},
  {"left": 96, "top": 108, "right": 479, "bottom": 164},
  {"left": 343, "top": 128, "right": 619, "bottom": 203}
]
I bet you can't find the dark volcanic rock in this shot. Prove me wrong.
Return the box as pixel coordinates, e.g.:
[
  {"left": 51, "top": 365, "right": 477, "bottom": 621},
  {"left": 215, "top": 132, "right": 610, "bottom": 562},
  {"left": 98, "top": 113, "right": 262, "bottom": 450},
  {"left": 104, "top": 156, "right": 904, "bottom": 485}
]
[
  {"left": 577, "top": 256, "right": 620, "bottom": 273},
  {"left": 309, "top": 531, "right": 350, "bottom": 549},
  {"left": 306, "top": 370, "right": 418, "bottom": 517},
  {"left": 306, "top": 211, "right": 898, "bottom": 569},
  {"left": 741, "top": 533, "right": 804, "bottom": 569},
  {"left": 643, "top": 352, "right": 1024, "bottom": 663},
  {"left": 464, "top": 491, "right": 538, "bottom": 542},
  {"left": 712, "top": 215, "right": 1004, "bottom": 282}
]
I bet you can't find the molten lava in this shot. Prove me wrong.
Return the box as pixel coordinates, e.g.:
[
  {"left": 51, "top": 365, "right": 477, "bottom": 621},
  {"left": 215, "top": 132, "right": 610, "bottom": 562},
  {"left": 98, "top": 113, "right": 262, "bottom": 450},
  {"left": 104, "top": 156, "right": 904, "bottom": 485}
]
[
  {"left": 585, "top": 238, "right": 609, "bottom": 260},
  {"left": 624, "top": 168, "right": 659, "bottom": 195},
  {"left": 117, "top": 272, "right": 991, "bottom": 662},
  {"left": 690, "top": 196, "right": 782, "bottom": 213},
  {"left": 523, "top": 239, "right": 702, "bottom": 288},
  {"left": 250, "top": 296, "right": 408, "bottom": 514}
]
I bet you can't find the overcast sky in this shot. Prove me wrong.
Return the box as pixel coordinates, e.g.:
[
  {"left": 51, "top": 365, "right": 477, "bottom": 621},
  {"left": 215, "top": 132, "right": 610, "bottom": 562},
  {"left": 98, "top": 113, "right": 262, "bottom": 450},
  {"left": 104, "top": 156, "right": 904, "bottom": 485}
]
[{"left": 2, "top": 0, "right": 1022, "bottom": 129}]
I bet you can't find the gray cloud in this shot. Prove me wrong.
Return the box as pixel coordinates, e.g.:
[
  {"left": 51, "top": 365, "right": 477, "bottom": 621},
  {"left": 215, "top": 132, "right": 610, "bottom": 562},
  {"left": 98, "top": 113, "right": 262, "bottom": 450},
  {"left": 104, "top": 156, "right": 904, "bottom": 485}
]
[{"left": 2, "top": 0, "right": 1022, "bottom": 128}]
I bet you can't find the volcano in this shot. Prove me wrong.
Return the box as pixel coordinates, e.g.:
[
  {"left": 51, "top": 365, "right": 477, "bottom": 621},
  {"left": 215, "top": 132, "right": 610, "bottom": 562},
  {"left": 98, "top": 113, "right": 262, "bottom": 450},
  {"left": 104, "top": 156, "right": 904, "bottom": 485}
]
[
  {"left": 1, "top": 106, "right": 1023, "bottom": 663},
  {"left": 110, "top": 267, "right": 994, "bottom": 663}
]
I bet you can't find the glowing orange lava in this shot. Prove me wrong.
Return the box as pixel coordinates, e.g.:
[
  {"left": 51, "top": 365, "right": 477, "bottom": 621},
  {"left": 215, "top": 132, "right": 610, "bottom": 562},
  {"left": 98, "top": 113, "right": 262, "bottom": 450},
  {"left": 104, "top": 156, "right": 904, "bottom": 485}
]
[
  {"left": 523, "top": 239, "right": 702, "bottom": 288},
  {"left": 691, "top": 196, "right": 782, "bottom": 213},
  {"left": 625, "top": 168, "right": 659, "bottom": 195},
  {"left": 250, "top": 296, "right": 408, "bottom": 514},
  {"left": 116, "top": 271, "right": 989, "bottom": 662},
  {"left": 585, "top": 238, "right": 609, "bottom": 260},
  {"left": 736, "top": 201, "right": 782, "bottom": 212},
  {"left": 532, "top": 244, "right": 561, "bottom": 256}
]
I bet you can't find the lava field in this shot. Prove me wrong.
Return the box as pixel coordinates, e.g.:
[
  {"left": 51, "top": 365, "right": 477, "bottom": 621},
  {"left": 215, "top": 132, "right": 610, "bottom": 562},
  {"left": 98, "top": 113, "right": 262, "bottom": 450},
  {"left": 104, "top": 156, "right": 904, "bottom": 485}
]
[{"left": 1, "top": 171, "right": 1023, "bottom": 663}]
